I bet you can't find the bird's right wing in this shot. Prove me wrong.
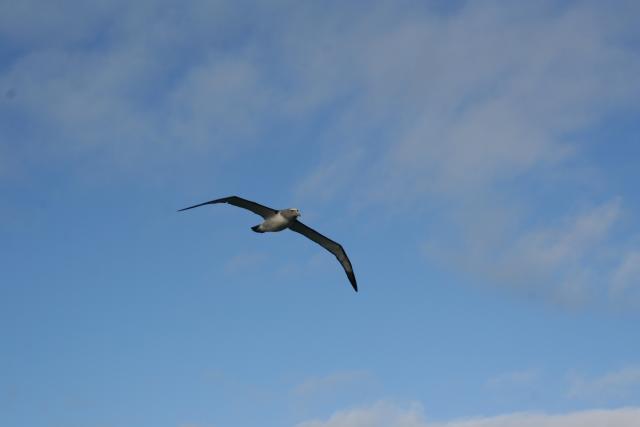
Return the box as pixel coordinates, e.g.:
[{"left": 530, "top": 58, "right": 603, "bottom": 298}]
[
  {"left": 288, "top": 220, "right": 358, "bottom": 292},
  {"left": 178, "top": 196, "right": 278, "bottom": 219}
]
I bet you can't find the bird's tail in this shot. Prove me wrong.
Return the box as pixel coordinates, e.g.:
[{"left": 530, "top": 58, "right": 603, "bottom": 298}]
[{"left": 251, "top": 225, "right": 264, "bottom": 233}]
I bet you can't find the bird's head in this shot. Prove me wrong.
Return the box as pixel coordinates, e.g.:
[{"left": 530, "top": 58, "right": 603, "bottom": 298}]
[{"left": 284, "top": 208, "right": 301, "bottom": 219}]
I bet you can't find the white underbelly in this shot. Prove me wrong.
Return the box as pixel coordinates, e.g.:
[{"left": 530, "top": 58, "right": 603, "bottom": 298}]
[{"left": 261, "top": 213, "right": 290, "bottom": 232}]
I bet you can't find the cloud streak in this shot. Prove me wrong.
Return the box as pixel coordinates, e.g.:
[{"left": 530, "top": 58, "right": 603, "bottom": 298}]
[
  {"left": 295, "top": 401, "right": 640, "bottom": 427},
  {"left": 290, "top": 1, "right": 640, "bottom": 307},
  {"left": 569, "top": 366, "right": 640, "bottom": 401},
  {"left": 2, "top": 0, "right": 639, "bottom": 306}
]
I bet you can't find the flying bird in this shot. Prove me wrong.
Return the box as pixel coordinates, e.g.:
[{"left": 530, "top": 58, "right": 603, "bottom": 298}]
[{"left": 178, "top": 196, "right": 358, "bottom": 292}]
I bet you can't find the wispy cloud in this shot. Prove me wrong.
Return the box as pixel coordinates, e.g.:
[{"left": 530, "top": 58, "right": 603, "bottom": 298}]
[
  {"left": 610, "top": 251, "right": 640, "bottom": 305},
  {"left": 295, "top": 401, "right": 640, "bottom": 427},
  {"left": 433, "top": 408, "right": 640, "bottom": 427},
  {"left": 478, "top": 199, "right": 623, "bottom": 305},
  {"left": 295, "top": 401, "right": 426, "bottom": 427},
  {"left": 290, "top": 370, "right": 381, "bottom": 422},
  {"left": 0, "top": 2, "right": 322, "bottom": 176},
  {"left": 289, "top": 1, "right": 640, "bottom": 307},
  {"left": 568, "top": 366, "right": 640, "bottom": 401},
  {"left": 2, "top": 0, "right": 639, "bottom": 307}
]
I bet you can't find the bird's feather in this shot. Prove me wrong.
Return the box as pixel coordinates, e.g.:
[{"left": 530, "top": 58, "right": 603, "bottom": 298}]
[
  {"left": 179, "top": 196, "right": 358, "bottom": 291},
  {"left": 178, "top": 196, "right": 277, "bottom": 219},
  {"left": 288, "top": 220, "right": 358, "bottom": 292}
]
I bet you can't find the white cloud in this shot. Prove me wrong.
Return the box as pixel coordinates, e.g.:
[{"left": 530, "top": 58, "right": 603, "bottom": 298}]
[
  {"left": 2, "top": 0, "right": 639, "bottom": 306},
  {"left": 289, "top": 1, "right": 640, "bottom": 307},
  {"left": 434, "top": 409, "right": 640, "bottom": 427},
  {"left": 294, "top": 148, "right": 365, "bottom": 205},
  {"left": 610, "top": 251, "right": 640, "bottom": 304},
  {"left": 491, "top": 199, "right": 623, "bottom": 305},
  {"left": 295, "top": 401, "right": 426, "bottom": 427},
  {"left": 0, "top": 0, "right": 124, "bottom": 48},
  {"left": 569, "top": 366, "right": 640, "bottom": 401},
  {"left": 423, "top": 197, "right": 629, "bottom": 306},
  {"left": 0, "top": 1, "right": 303, "bottom": 176},
  {"left": 295, "top": 401, "right": 640, "bottom": 427}
]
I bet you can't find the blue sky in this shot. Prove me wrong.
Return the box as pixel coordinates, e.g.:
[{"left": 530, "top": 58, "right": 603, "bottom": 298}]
[{"left": 2, "top": 1, "right": 640, "bottom": 426}]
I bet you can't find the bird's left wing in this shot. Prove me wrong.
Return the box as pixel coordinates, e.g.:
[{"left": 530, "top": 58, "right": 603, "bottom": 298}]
[
  {"left": 288, "top": 220, "right": 358, "bottom": 292},
  {"left": 178, "top": 196, "right": 278, "bottom": 219}
]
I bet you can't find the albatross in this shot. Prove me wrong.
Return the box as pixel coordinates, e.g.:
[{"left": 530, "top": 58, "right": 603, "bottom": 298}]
[{"left": 178, "top": 196, "right": 358, "bottom": 292}]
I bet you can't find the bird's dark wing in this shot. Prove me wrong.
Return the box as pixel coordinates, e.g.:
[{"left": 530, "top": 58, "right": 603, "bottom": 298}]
[
  {"left": 288, "top": 220, "right": 357, "bottom": 292},
  {"left": 178, "top": 196, "right": 278, "bottom": 219}
]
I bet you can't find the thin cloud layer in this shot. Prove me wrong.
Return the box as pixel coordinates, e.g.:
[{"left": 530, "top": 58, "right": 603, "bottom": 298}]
[
  {"left": 295, "top": 401, "right": 426, "bottom": 427},
  {"left": 569, "top": 366, "right": 640, "bottom": 401},
  {"left": 2, "top": 0, "right": 639, "bottom": 305},
  {"left": 610, "top": 251, "right": 640, "bottom": 302},
  {"left": 295, "top": 402, "right": 640, "bottom": 427},
  {"left": 292, "top": 1, "right": 640, "bottom": 307}
]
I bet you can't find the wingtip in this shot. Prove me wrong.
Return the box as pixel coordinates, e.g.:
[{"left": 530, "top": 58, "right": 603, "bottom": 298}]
[
  {"left": 177, "top": 201, "right": 212, "bottom": 212},
  {"left": 349, "top": 274, "right": 358, "bottom": 292}
]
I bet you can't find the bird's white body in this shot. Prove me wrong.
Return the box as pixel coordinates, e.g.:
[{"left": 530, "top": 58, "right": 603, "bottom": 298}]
[
  {"left": 258, "top": 212, "right": 290, "bottom": 232},
  {"left": 255, "top": 208, "right": 300, "bottom": 232}
]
